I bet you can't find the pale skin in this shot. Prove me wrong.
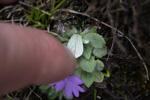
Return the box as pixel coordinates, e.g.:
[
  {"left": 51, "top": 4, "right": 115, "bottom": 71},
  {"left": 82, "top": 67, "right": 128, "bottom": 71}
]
[{"left": 0, "top": 0, "right": 76, "bottom": 95}]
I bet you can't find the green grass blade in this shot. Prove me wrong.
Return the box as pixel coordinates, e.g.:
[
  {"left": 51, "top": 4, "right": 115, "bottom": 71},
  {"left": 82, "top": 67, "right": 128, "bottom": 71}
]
[{"left": 54, "top": 0, "right": 66, "bottom": 11}]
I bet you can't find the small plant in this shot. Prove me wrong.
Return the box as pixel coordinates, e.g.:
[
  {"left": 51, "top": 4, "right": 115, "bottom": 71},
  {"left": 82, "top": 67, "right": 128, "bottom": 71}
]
[
  {"left": 39, "top": 26, "right": 107, "bottom": 99},
  {"left": 26, "top": 6, "right": 49, "bottom": 29},
  {"left": 50, "top": 0, "right": 66, "bottom": 17},
  {"left": 26, "top": 0, "right": 66, "bottom": 29}
]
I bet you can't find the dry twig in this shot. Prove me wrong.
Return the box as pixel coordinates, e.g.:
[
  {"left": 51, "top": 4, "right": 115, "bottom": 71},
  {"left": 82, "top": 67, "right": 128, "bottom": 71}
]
[{"left": 19, "top": 1, "right": 51, "bottom": 16}]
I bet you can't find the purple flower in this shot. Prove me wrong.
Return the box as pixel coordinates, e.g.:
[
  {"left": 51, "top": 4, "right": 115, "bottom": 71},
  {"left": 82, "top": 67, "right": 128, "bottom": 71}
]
[{"left": 49, "top": 75, "right": 84, "bottom": 98}]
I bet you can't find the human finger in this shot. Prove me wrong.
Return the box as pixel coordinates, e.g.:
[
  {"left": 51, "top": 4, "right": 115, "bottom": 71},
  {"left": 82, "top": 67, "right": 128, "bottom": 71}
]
[{"left": 0, "top": 22, "right": 76, "bottom": 94}]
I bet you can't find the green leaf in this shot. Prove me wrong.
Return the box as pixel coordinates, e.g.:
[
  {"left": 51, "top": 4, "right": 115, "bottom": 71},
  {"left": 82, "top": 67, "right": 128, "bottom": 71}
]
[
  {"left": 79, "top": 56, "right": 96, "bottom": 72},
  {"left": 95, "top": 60, "right": 104, "bottom": 71},
  {"left": 83, "top": 33, "right": 105, "bottom": 48},
  {"left": 48, "top": 86, "right": 56, "bottom": 95},
  {"left": 103, "top": 71, "right": 110, "bottom": 78},
  {"left": 48, "top": 87, "right": 57, "bottom": 99},
  {"left": 81, "top": 26, "right": 97, "bottom": 35},
  {"left": 48, "top": 92, "right": 57, "bottom": 99},
  {"left": 93, "top": 46, "right": 107, "bottom": 58},
  {"left": 83, "top": 45, "right": 92, "bottom": 60},
  {"left": 56, "top": 35, "right": 69, "bottom": 42},
  {"left": 74, "top": 68, "right": 104, "bottom": 87},
  {"left": 82, "top": 38, "right": 89, "bottom": 44},
  {"left": 39, "top": 85, "right": 50, "bottom": 94},
  {"left": 64, "top": 26, "right": 78, "bottom": 37},
  {"left": 58, "top": 91, "right": 64, "bottom": 100},
  {"left": 94, "top": 71, "right": 104, "bottom": 83},
  {"left": 73, "top": 68, "right": 83, "bottom": 77},
  {"left": 81, "top": 71, "right": 95, "bottom": 87}
]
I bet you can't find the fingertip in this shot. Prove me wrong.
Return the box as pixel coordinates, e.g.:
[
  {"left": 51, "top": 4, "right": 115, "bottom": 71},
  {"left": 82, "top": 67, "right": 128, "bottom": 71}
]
[
  {"left": 32, "top": 37, "right": 76, "bottom": 85},
  {"left": 0, "top": 22, "right": 76, "bottom": 94}
]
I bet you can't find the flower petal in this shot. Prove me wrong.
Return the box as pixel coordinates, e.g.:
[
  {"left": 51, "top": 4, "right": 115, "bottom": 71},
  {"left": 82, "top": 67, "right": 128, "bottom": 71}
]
[
  {"left": 67, "top": 76, "right": 83, "bottom": 85},
  {"left": 55, "top": 80, "right": 65, "bottom": 91},
  {"left": 72, "top": 86, "right": 79, "bottom": 97},
  {"left": 48, "top": 83, "right": 55, "bottom": 86},
  {"left": 65, "top": 80, "right": 73, "bottom": 98},
  {"left": 76, "top": 85, "right": 84, "bottom": 92}
]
